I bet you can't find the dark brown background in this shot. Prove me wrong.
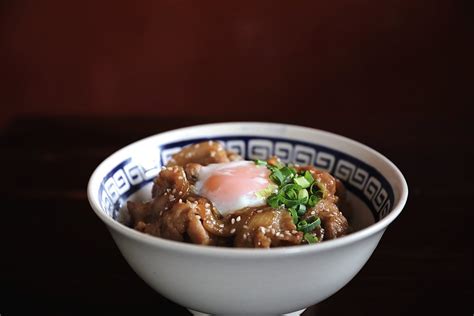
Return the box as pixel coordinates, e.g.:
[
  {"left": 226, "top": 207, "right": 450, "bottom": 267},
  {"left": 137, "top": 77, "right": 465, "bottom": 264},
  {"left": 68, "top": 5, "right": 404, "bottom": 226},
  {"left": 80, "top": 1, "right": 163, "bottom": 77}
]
[
  {"left": 0, "top": 1, "right": 471, "bottom": 315},
  {"left": 1, "top": 0, "right": 470, "bottom": 125}
]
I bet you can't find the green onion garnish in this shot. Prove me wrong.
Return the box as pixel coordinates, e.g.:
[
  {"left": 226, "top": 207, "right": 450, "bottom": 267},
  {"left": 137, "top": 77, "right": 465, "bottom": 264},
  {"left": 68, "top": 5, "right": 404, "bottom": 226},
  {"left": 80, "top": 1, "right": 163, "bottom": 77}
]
[
  {"left": 255, "top": 183, "right": 278, "bottom": 199},
  {"left": 304, "top": 233, "right": 319, "bottom": 244},
  {"left": 297, "top": 216, "right": 321, "bottom": 233},
  {"left": 267, "top": 194, "right": 280, "bottom": 208},
  {"left": 287, "top": 207, "right": 299, "bottom": 224},
  {"left": 295, "top": 204, "right": 306, "bottom": 216},
  {"left": 307, "top": 194, "right": 321, "bottom": 207},
  {"left": 256, "top": 160, "right": 325, "bottom": 239},
  {"left": 297, "top": 188, "right": 309, "bottom": 202},
  {"left": 254, "top": 159, "right": 268, "bottom": 166},
  {"left": 294, "top": 175, "right": 311, "bottom": 188},
  {"left": 303, "top": 171, "right": 314, "bottom": 184}
]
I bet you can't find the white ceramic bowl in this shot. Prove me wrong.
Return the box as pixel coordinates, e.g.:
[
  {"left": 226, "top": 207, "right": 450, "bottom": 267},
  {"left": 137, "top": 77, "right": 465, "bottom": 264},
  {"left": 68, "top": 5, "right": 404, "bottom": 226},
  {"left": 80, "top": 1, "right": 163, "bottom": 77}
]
[{"left": 87, "top": 122, "right": 408, "bottom": 315}]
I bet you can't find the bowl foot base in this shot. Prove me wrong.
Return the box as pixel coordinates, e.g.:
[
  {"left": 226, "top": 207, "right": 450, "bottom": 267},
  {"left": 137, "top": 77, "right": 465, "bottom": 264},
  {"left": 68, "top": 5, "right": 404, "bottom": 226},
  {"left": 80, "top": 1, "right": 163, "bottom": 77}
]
[{"left": 187, "top": 307, "right": 307, "bottom": 316}]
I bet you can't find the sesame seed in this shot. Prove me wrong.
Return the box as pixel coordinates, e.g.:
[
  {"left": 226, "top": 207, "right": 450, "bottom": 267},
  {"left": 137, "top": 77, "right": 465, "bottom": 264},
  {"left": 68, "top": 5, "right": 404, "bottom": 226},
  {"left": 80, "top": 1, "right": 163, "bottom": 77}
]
[
  {"left": 271, "top": 228, "right": 276, "bottom": 235},
  {"left": 208, "top": 140, "right": 213, "bottom": 145},
  {"left": 257, "top": 209, "right": 263, "bottom": 213},
  {"left": 243, "top": 225, "right": 249, "bottom": 229},
  {"left": 178, "top": 191, "right": 182, "bottom": 195},
  {"left": 195, "top": 215, "right": 201, "bottom": 220},
  {"left": 259, "top": 227, "right": 265, "bottom": 233},
  {"left": 178, "top": 199, "right": 183, "bottom": 203},
  {"left": 194, "top": 144, "right": 200, "bottom": 148},
  {"left": 178, "top": 176, "right": 183, "bottom": 180},
  {"left": 236, "top": 216, "right": 241, "bottom": 222},
  {"left": 291, "top": 230, "right": 298, "bottom": 234},
  {"left": 210, "top": 151, "right": 216, "bottom": 157},
  {"left": 205, "top": 203, "right": 211, "bottom": 208},
  {"left": 230, "top": 228, "right": 236, "bottom": 234},
  {"left": 231, "top": 218, "right": 235, "bottom": 224},
  {"left": 167, "top": 167, "right": 173, "bottom": 170}
]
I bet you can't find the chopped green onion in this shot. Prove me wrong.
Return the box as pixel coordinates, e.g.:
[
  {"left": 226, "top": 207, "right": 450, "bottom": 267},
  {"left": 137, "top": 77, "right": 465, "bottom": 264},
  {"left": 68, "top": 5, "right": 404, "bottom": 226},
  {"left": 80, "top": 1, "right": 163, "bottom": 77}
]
[
  {"left": 307, "top": 194, "right": 320, "bottom": 207},
  {"left": 304, "top": 233, "right": 319, "bottom": 244},
  {"left": 297, "top": 189, "right": 309, "bottom": 203},
  {"left": 295, "top": 204, "right": 306, "bottom": 216},
  {"left": 269, "top": 168, "right": 284, "bottom": 185},
  {"left": 262, "top": 161, "right": 326, "bottom": 242},
  {"left": 280, "top": 167, "right": 296, "bottom": 185},
  {"left": 267, "top": 164, "right": 278, "bottom": 172},
  {"left": 287, "top": 207, "right": 299, "bottom": 224},
  {"left": 255, "top": 183, "right": 278, "bottom": 199},
  {"left": 294, "top": 175, "right": 311, "bottom": 188},
  {"left": 267, "top": 194, "right": 280, "bottom": 208},
  {"left": 304, "top": 171, "right": 314, "bottom": 184},
  {"left": 255, "top": 159, "right": 268, "bottom": 166},
  {"left": 297, "top": 216, "right": 321, "bottom": 233},
  {"left": 286, "top": 188, "right": 298, "bottom": 200},
  {"left": 312, "top": 216, "right": 321, "bottom": 227},
  {"left": 279, "top": 196, "right": 301, "bottom": 208},
  {"left": 310, "top": 181, "right": 326, "bottom": 199},
  {"left": 280, "top": 183, "right": 300, "bottom": 199},
  {"left": 309, "top": 182, "right": 318, "bottom": 195}
]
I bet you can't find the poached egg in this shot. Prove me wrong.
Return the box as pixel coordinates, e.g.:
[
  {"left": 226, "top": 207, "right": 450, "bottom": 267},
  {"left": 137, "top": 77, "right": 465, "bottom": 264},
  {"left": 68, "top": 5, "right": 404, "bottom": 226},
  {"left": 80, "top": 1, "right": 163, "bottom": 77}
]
[{"left": 194, "top": 161, "right": 274, "bottom": 216}]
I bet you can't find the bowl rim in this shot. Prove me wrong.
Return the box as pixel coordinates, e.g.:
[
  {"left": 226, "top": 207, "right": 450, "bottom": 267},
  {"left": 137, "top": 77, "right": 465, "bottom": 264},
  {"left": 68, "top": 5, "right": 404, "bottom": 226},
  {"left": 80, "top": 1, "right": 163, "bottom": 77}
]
[{"left": 87, "top": 121, "right": 408, "bottom": 258}]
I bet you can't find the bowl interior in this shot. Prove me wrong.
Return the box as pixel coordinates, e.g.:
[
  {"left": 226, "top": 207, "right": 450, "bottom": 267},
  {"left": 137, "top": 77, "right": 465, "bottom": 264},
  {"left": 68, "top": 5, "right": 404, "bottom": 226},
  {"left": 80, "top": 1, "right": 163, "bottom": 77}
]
[{"left": 89, "top": 123, "right": 402, "bottom": 237}]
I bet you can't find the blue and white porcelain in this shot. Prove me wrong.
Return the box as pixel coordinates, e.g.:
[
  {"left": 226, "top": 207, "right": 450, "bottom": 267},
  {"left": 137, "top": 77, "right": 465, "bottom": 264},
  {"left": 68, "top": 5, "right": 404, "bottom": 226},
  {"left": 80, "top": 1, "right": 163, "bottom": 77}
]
[{"left": 87, "top": 122, "right": 408, "bottom": 316}]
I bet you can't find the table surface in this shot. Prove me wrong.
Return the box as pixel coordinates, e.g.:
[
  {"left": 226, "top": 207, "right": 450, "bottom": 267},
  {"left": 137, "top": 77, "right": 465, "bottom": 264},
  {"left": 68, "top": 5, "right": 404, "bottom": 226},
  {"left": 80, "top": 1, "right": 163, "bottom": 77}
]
[{"left": 1, "top": 114, "right": 471, "bottom": 315}]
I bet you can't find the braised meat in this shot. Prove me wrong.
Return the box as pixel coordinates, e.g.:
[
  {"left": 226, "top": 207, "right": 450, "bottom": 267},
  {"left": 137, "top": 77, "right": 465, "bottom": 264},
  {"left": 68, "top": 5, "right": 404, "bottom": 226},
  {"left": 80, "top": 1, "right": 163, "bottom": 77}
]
[{"left": 127, "top": 140, "right": 350, "bottom": 248}]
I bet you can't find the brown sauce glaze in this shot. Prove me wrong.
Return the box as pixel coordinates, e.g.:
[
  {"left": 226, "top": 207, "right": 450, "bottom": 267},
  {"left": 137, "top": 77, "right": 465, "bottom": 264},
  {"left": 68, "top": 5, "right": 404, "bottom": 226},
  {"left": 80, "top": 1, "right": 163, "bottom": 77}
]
[{"left": 127, "top": 140, "right": 349, "bottom": 248}]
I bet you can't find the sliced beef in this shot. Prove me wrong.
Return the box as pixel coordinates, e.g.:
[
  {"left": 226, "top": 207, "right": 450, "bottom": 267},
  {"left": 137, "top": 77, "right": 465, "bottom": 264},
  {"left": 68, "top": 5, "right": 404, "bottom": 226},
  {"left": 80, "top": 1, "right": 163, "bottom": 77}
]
[
  {"left": 127, "top": 141, "right": 350, "bottom": 248},
  {"left": 226, "top": 207, "right": 302, "bottom": 248},
  {"left": 166, "top": 140, "right": 235, "bottom": 167},
  {"left": 152, "top": 165, "right": 189, "bottom": 199},
  {"left": 306, "top": 199, "right": 348, "bottom": 239}
]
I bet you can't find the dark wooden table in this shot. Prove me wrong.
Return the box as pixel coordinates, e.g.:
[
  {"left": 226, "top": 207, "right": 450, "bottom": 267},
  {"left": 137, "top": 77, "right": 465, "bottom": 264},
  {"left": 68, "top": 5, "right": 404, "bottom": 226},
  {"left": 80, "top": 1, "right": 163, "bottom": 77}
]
[{"left": 1, "top": 113, "right": 470, "bottom": 315}]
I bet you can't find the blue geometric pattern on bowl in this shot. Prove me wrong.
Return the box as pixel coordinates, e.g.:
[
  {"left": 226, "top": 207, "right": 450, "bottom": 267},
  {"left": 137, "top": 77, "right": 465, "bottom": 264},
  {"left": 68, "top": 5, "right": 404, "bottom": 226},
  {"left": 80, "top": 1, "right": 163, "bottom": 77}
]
[{"left": 99, "top": 137, "right": 394, "bottom": 222}]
